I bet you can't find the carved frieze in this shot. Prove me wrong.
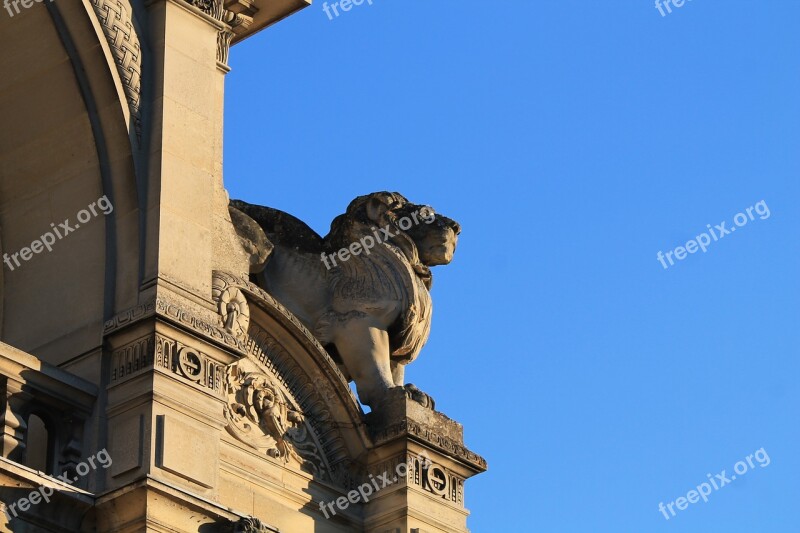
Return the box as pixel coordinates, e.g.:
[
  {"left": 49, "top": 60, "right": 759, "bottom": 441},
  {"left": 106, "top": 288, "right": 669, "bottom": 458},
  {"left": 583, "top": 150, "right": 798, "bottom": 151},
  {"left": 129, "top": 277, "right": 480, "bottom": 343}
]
[
  {"left": 245, "top": 323, "right": 361, "bottom": 486},
  {"left": 110, "top": 333, "right": 224, "bottom": 393},
  {"left": 111, "top": 335, "right": 154, "bottom": 382},
  {"left": 157, "top": 335, "right": 225, "bottom": 392},
  {"left": 406, "top": 453, "right": 464, "bottom": 505},
  {"left": 366, "top": 451, "right": 465, "bottom": 506},
  {"left": 105, "top": 275, "right": 362, "bottom": 488},
  {"left": 156, "top": 297, "right": 248, "bottom": 353},
  {"left": 103, "top": 299, "right": 156, "bottom": 334},
  {"left": 105, "top": 297, "right": 247, "bottom": 353}
]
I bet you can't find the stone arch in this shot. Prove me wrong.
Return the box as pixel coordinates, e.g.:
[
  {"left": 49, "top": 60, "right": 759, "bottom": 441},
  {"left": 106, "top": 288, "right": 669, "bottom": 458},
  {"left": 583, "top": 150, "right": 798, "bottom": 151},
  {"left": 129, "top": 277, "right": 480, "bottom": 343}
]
[
  {"left": 213, "top": 271, "right": 370, "bottom": 489},
  {"left": 0, "top": 0, "right": 142, "bottom": 362}
]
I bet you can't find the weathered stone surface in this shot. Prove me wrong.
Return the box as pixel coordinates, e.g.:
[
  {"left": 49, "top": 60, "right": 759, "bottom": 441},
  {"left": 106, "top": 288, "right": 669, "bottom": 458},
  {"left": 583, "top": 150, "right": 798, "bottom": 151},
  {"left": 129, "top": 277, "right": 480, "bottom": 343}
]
[
  {"left": 366, "top": 387, "right": 487, "bottom": 472},
  {"left": 228, "top": 205, "right": 273, "bottom": 273}
]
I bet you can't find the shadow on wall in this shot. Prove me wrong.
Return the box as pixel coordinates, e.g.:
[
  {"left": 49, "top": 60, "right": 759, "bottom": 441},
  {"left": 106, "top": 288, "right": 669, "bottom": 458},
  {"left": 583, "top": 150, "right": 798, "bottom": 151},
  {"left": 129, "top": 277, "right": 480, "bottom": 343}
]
[{"left": 1, "top": 226, "right": 4, "bottom": 340}]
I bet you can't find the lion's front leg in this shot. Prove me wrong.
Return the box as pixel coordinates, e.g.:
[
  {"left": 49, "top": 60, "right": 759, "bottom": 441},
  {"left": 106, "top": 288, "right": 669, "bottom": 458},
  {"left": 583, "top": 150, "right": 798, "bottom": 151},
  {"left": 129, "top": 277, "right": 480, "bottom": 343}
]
[
  {"left": 332, "top": 318, "right": 395, "bottom": 408},
  {"left": 390, "top": 360, "right": 405, "bottom": 388}
]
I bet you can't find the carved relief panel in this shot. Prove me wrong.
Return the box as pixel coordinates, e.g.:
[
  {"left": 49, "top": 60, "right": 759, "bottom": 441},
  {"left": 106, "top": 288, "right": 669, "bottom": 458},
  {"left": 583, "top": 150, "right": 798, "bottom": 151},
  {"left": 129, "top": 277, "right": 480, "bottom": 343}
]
[{"left": 223, "top": 361, "right": 327, "bottom": 478}]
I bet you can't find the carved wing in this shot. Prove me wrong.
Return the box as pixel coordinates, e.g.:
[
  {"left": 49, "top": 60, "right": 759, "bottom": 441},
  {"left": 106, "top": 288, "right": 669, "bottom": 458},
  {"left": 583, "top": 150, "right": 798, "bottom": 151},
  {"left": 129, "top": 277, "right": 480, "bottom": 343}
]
[
  {"left": 231, "top": 200, "right": 325, "bottom": 254},
  {"left": 230, "top": 200, "right": 330, "bottom": 326}
]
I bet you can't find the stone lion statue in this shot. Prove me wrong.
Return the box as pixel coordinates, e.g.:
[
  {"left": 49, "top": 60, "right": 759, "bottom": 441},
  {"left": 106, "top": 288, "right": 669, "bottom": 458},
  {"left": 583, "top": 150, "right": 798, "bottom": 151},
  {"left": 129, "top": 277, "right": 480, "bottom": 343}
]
[{"left": 230, "top": 192, "right": 460, "bottom": 410}]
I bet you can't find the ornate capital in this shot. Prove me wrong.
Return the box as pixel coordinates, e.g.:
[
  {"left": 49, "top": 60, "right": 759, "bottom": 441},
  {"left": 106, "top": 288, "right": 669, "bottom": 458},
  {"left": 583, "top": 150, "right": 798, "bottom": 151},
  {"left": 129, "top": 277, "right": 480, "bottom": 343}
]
[{"left": 185, "top": 0, "right": 255, "bottom": 64}]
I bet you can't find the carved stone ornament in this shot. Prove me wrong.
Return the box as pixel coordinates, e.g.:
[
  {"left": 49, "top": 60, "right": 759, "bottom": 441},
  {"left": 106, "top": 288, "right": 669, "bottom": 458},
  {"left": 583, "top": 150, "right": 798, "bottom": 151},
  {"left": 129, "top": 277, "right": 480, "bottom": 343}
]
[
  {"left": 231, "top": 192, "right": 461, "bottom": 411},
  {"left": 223, "top": 365, "right": 326, "bottom": 478},
  {"left": 217, "top": 286, "right": 250, "bottom": 337},
  {"left": 89, "top": 0, "right": 143, "bottom": 142},
  {"left": 186, "top": 0, "right": 256, "bottom": 64},
  {"left": 227, "top": 516, "right": 275, "bottom": 533}
]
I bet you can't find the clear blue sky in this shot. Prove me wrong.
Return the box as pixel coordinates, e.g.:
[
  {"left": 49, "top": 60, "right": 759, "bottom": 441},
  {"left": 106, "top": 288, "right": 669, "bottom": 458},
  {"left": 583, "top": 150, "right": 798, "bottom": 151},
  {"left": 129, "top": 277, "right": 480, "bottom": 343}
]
[{"left": 223, "top": 2, "right": 800, "bottom": 531}]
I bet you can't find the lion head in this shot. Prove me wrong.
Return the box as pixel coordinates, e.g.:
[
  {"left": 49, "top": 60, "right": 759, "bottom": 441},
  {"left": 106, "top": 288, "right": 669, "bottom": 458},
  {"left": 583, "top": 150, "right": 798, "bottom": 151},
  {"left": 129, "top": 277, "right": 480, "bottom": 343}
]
[{"left": 325, "top": 192, "right": 461, "bottom": 278}]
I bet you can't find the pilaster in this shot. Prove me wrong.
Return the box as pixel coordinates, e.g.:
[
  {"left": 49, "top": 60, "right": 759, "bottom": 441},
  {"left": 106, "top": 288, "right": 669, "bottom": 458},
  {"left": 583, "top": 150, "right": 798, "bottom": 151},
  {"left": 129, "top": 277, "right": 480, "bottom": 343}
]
[{"left": 364, "top": 390, "right": 487, "bottom": 533}]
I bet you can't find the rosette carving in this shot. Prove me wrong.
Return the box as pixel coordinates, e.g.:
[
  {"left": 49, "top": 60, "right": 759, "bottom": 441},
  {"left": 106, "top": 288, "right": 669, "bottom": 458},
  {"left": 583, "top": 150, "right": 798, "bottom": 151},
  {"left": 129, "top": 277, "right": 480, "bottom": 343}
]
[{"left": 217, "top": 286, "right": 250, "bottom": 337}]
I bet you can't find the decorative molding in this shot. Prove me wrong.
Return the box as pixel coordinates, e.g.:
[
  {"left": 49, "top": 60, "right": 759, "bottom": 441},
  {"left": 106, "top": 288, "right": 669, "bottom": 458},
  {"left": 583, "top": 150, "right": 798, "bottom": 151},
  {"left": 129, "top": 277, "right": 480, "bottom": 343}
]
[
  {"left": 157, "top": 334, "right": 225, "bottom": 392},
  {"left": 110, "top": 334, "right": 154, "bottom": 382},
  {"left": 368, "top": 452, "right": 465, "bottom": 506},
  {"left": 372, "top": 420, "right": 488, "bottom": 471},
  {"left": 407, "top": 453, "right": 464, "bottom": 505},
  {"left": 217, "top": 29, "right": 234, "bottom": 65},
  {"left": 107, "top": 274, "right": 353, "bottom": 398},
  {"left": 110, "top": 333, "right": 224, "bottom": 393},
  {"left": 243, "top": 323, "right": 358, "bottom": 488},
  {"left": 186, "top": 0, "right": 255, "bottom": 64},
  {"left": 104, "top": 297, "right": 247, "bottom": 354},
  {"left": 103, "top": 299, "right": 156, "bottom": 334},
  {"left": 156, "top": 297, "right": 248, "bottom": 353},
  {"left": 89, "top": 0, "right": 143, "bottom": 142},
  {"left": 106, "top": 274, "right": 365, "bottom": 488}
]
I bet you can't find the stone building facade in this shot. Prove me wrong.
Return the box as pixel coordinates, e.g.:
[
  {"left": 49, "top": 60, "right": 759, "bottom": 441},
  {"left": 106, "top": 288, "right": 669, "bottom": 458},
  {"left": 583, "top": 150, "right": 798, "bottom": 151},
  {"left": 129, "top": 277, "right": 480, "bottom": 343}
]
[{"left": 0, "top": 1, "right": 485, "bottom": 531}]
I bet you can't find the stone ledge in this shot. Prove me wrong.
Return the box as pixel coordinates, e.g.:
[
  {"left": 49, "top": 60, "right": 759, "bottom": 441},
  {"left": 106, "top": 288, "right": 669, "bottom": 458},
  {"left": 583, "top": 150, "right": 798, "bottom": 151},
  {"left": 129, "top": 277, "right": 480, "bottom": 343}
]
[
  {"left": 228, "top": 0, "right": 311, "bottom": 44},
  {"left": 366, "top": 389, "right": 487, "bottom": 472}
]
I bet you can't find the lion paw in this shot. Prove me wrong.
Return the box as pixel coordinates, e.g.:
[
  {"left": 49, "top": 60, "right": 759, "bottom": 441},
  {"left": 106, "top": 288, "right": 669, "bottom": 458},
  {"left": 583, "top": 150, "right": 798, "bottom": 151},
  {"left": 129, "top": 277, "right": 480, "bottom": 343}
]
[{"left": 402, "top": 383, "right": 436, "bottom": 410}]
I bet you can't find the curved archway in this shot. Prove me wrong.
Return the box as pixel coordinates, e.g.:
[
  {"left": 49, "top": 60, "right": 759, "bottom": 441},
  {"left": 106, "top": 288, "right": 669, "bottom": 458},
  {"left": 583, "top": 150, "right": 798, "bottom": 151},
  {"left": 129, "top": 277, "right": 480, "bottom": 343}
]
[
  {"left": 213, "top": 271, "right": 369, "bottom": 488},
  {"left": 0, "top": 1, "right": 142, "bottom": 362}
]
